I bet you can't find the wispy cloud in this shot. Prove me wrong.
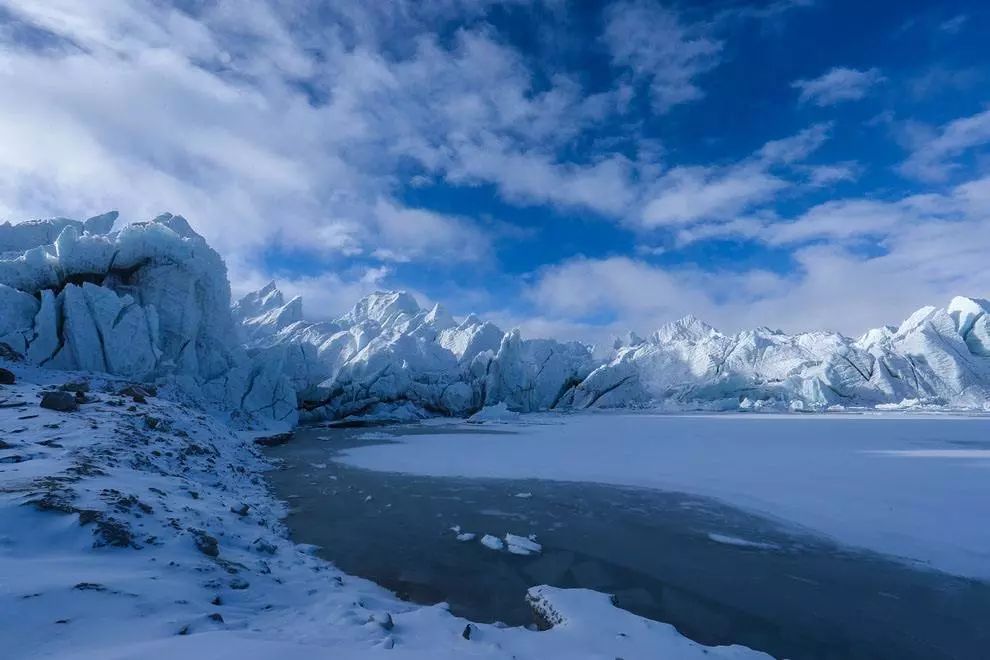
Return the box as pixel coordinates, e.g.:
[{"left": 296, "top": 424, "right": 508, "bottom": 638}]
[
  {"left": 603, "top": 0, "right": 722, "bottom": 113},
  {"left": 899, "top": 108, "right": 990, "bottom": 182},
  {"left": 637, "top": 123, "right": 833, "bottom": 228},
  {"left": 792, "top": 66, "right": 885, "bottom": 106},
  {"left": 939, "top": 14, "right": 968, "bottom": 35}
]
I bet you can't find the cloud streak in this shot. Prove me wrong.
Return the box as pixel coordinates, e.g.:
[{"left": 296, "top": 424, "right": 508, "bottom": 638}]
[{"left": 792, "top": 67, "right": 885, "bottom": 106}]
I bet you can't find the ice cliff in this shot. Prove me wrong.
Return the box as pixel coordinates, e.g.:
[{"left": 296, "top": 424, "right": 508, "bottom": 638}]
[
  {"left": 1, "top": 211, "right": 987, "bottom": 424},
  {"left": 237, "top": 283, "right": 990, "bottom": 417},
  {"left": 0, "top": 213, "right": 296, "bottom": 425},
  {"left": 569, "top": 298, "right": 990, "bottom": 411},
  {"left": 234, "top": 289, "right": 595, "bottom": 420}
]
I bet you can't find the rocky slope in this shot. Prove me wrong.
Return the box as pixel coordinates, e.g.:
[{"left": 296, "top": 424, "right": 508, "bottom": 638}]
[{"left": 0, "top": 362, "right": 767, "bottom": 660}]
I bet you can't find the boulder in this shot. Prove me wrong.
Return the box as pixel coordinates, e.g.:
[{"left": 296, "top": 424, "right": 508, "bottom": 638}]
[{"left": 40, "top": 391, "right": 78, "bottom": 412}]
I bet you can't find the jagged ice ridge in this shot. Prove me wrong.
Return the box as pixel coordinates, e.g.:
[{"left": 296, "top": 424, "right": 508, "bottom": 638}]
[{"left": 1, "top": 211, "right": 989, "bottom": 424}]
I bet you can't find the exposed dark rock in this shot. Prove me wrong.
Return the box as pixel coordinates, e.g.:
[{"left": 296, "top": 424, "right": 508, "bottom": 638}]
[
  {"left": 378, "top": 612, "right": 394, "bottom": 631},
  {"left": 93, "top": 518, "right": 135, "bottom": 548},
  {"left": 28, "top": 496, "right": 75, "bottom": 516},
  {"left": 252, "top": 538, "right": 278, "bottom": 555},
  {"left": 253, "top": 432, "right": 293, "bottom": 447},
  {"left": 208, "top": 613, "right": 224, "bottom": 623},
  {"left": 40, "top": 391, "right": 78, "bottom": 412},
  {"left": 190, "top": 529, "right": 219, "bottom": 557},
  {"left": 462, "top": 624, "right": 474, "bottom": 640},
  {"left": 0, "top": 367, "right": 15, "bottom": 384},
  {"left": 118, "top": 385, "right": 152, "bottom": 403},
  {"left": 58, "top": 381, "right": 90, "bottom": 394},
  {"left": 230, "top": 503, "right": 250, "bottom": 516},
  {"left": 0, "top": 342, "right": 23, "bottom": 361}
]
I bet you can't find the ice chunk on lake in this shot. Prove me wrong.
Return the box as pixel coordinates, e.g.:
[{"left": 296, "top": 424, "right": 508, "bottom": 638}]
[
  {"left": 707, "top": 533, "right": 780, "bottom": 550},
  {"left": 505, "top": 533, "right": 542, "bottom": 555},
  {"left": 480, "top": 534, "right": 504, "bottom": 551}
]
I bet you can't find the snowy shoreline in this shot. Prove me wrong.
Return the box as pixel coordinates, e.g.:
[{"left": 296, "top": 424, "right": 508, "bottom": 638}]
[{"left": 1, "top": 363, "right": 768, "bottom": 659}]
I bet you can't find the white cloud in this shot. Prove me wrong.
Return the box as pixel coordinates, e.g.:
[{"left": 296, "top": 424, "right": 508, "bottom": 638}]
[
  {"left": 603, "top": 0, "right": 722, "bottom": 113},
  {"left": 526, "top": 173, "right": 990, "bottom": 343},
  {"left": 674, "top": 174, "right": 985, "bottom": 248},
  {"left": 792, "top": 67, "right": 885, "bottom": 106},
  {"left": 805, "top": 162, "right": 858, "bottom": 186},
  {"left": 641, "top": 166, "right": 786, "bottom": 227},
  {"left": 899, "top": 108, "right": 990, "bottom": 182},
  {"left": 0, "top": 1, "right": 630, "bottom": 269},
  {"left": 637, "top": 123, "right": 831, "bottom": 228},
  {"left": 756, "top": 122, "right": 832, "bottom": 164},
  {"left": 370, "top": 199, "right": 490, "bottom": 263},
  {"left": 939, "top": 14, "right": 968, "bottom": 35},
  {"left": 527, "top": 198, "right": 990, "bottom": 342}
]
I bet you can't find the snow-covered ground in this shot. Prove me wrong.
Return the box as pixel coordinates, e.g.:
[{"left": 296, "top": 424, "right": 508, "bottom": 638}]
[
  {"left": 1, "top": 363, "right": 768, "bottom": 659},
  {"left": 337, "top": 412, "right": 990, "bottom": 580}
]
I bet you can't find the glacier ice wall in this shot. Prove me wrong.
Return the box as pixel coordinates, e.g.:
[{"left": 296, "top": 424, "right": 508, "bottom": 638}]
[
  {"left": 2, "top": 210, "right": 987, "bottom": 425},
  {"left": 0, "top": 213, "right": 296, "bottom": 426},
  {"left": 236, "top": 280, "right": 990, "bottom": 418},
  {"left": 234, "top": 288, "right": 595, "bottom": 420}
]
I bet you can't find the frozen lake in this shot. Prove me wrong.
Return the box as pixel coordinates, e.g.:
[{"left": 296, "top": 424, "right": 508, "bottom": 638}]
[{"left": 265, "top": 413, "right": 990, "bottom": 659}]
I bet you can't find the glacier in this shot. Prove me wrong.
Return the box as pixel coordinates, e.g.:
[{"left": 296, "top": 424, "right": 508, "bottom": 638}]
[
  {"left": 0, "top": 210, "right": 988, "bottom": 425},
  {"left": 234, "top": 286, "right": 596, "bottom": 421},
  {"left": 0, "top": 213, "right": 296, "bottom": 425},
  {"left": 235, "top": 281, "right": 990, "bottom": 419}
]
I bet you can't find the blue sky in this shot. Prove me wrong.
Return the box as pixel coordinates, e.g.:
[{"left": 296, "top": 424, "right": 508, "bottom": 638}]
[{"left": 1, "top": 1, "right": 988, "bottom": 343}]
